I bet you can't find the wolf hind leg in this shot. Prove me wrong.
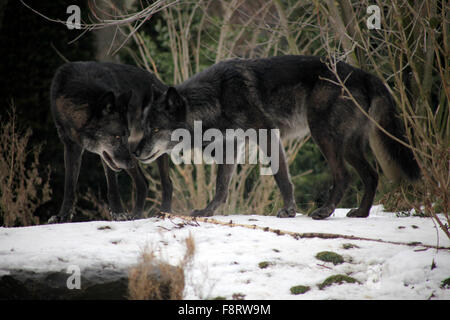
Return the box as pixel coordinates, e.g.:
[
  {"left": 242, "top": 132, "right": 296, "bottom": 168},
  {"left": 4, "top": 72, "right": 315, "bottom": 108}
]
[{"left": 344, "top": 143, "right": 378, "bottom": 218}]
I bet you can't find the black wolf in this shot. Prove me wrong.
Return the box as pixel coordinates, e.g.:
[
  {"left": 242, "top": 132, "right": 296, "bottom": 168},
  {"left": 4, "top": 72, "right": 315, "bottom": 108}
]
[
  {"left": 133, "top": 55, "right": 420, "bottom": 219},
  {"left": 49, "top": 61, "right": 172, "bottom": 223}
]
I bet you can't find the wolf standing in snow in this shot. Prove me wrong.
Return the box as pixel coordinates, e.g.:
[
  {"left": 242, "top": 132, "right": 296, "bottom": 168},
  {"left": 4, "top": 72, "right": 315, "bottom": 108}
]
[
  {"left": 133, "top": 55, "right": 420, "bottom": 219},
  {"left": 49, "top": 62, "right": 172, "bottom": 223}
]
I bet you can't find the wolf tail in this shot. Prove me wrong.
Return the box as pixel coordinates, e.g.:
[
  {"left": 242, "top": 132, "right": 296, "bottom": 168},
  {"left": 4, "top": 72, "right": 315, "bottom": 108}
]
[{"left": 367, "top": 76, "right": 420, "bottom": 182}]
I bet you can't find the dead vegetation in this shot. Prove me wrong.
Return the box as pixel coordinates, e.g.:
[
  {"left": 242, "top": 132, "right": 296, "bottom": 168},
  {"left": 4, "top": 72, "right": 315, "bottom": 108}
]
[
  {"left": 19, "top": 1, "right": 449, "bottom": 236},
  {"left": 0, "top": 103, "right": 51, "bottom": 227},
  {"left": 313, "top": 0, "right": 449, "bottom": 238},
  {"left": 75, "top": 187, "right": 112, "bottom": 221},
  {"left": 127, "top": 233, "right": 195, "bottom": 300}
]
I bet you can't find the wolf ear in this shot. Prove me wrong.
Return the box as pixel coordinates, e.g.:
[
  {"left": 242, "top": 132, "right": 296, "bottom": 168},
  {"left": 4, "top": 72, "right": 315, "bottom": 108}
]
[{"left": 165, "top": 87, "right": 186, "bottom": 122}]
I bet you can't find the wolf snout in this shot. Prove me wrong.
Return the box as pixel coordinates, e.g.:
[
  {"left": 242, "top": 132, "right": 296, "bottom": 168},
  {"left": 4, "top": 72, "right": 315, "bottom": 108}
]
[
  {"left": 102, "top": 151, "right": 135, "bottom": 171},
  {"left": 131, "top": 139, "right": 146, "bottom": 159},
  {"left": 132, "top": 149, "right": 141, "bottom": 157}
]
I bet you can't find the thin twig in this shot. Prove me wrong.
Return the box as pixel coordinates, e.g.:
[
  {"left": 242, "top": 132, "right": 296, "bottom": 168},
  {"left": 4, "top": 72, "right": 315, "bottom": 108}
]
[{"left": 161, "top": 212, "right": 450, "bottom": 250}]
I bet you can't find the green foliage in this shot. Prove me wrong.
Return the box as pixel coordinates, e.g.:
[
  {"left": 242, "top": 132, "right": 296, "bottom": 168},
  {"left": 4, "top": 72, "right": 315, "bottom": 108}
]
[
  {"left": 291, "top": 140, "right": 365, "bottom": 213},
  {"left": 342, "top": 243, "right": 359, "bottom": 250},
  {"left": 121, "top": 3, "right": 221, "bottom": 84},
  {"left": 6, "top": 0, "right": 447, "bottom": 223},
  {"left": 258, "top": 261, "right": 272, "bottom": 269},
  {"left": 441, "top": 278, "right": 450, "bottom": 289},
  {"left": 318, "top": 274, "right": 359, "bottom": 290},
  {"left": 315, "top": 251, "right": 344, "bottom": 265},
  {"left": 290, "top": 285, "right": 310, "bottom": 295}
]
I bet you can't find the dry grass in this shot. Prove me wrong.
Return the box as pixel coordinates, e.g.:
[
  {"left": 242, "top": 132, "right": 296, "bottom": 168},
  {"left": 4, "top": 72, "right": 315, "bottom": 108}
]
[
  {"left": 128, "top": 233, "right": 195, "bottom": 300},
  {"left": 88, "top": 1, "right": 448, "bottom": 237},
  {"left": 0, "top": 103, "right": 52, "bottom": 227},
  {"left": 123, "top": 0, "right": 318, "bottom": 216},
  {"left": 75, "top": 187, "right": 112, "bottom": 221},
  {"left": 314, "top": 0, "right": 449, "bottom": 238}
]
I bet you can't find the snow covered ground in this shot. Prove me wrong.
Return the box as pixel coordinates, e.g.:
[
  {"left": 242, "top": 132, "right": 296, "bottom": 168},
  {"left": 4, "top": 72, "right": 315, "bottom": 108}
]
[{"left": 0, "top": 205, "right": 449, "bottom": 300}]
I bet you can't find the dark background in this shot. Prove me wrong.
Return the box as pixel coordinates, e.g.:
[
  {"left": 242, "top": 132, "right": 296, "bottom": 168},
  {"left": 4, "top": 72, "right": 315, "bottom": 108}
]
[
  {"left": 0, "top": 0, "right": 358, "bottom": 224},
  {"left": 0, "top": 0, "right": 102, "bottom": 222}
]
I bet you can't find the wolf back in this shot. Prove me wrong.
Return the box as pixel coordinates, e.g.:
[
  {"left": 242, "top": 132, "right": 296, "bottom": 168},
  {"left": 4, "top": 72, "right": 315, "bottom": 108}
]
[{"left": 135, "top": 55, "right": 419, "bottom": 219}]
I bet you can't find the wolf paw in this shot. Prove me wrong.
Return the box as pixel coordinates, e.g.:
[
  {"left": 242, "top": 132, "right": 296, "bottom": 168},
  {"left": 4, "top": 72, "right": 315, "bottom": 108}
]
[
  {"left": 129, "top": 209, "right": 145, "bottom": 220},
  {"left": 47, "top": 214, "right": 72, "bottom": 224},
  {"left": 47, "top": 215, "right": 61, "bottom": 224},
  {"left": 310, "top": 207, "right": 334, "bottom": 220},
  {"left": 110, "top": 212, "right": 130, "bottom": 221},
  {"left": 346, "top": 208, "right": 369, "bottom": 218},
  {"left": 276, "top": 207, "right": 297, "bottom": 218},
  {"left": 160, "top": 202, "right": 172, "bottom": 214},
  {"left": 191, "top": 209, "right": 214, "bottom": 217}
]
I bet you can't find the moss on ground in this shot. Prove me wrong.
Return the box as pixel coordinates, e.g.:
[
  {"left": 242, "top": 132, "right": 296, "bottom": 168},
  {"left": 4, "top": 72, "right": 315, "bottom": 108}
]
[
  {"left": 342, "top": 243, "right": 359, "bottom": 250},
  {"left": 319, "top": 274, "right": 359, "bottom": 290},
  {"left": 290, "top": 285, "right": 310, "bottom": 295},
  {"left": 315, "top": 251, "right": 344, "bottom": 265},
  {"left": 258, "top": 261, "right": 273, "bottom": 269},
  {"left": 441, "top": 277, "right": 450, "bottom": 289}
]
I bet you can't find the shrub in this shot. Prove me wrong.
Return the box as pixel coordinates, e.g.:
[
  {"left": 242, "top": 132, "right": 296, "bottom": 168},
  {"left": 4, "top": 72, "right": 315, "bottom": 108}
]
[
  {"left": 128, "top": 234, "right": 195, "bottom": 300},
  {"left": 0, "top": 104, "right": 51, "bottom": 226}
]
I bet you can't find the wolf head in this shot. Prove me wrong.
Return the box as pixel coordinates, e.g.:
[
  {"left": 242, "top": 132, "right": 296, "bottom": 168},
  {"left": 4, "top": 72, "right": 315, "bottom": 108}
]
[
  {"left": 132, "top": 86, "right": 187, "bottom": 164},
  {"left": 60, "top": 90, "right": 137, "bottom": 171}
]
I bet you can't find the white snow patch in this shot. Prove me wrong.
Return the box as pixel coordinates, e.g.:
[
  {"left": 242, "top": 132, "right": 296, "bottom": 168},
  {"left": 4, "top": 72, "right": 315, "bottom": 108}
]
[{"left": 0, "top": 206, "right": 449, "bottom": 300}]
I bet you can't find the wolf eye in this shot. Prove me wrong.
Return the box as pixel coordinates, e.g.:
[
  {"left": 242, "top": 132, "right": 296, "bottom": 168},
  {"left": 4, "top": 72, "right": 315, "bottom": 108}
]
[
  {"left": 153, "top": 128, "right": 159, "bottom": 133},
  {"left": 115, "top": 135, "right": 121, "bottom": 140}
]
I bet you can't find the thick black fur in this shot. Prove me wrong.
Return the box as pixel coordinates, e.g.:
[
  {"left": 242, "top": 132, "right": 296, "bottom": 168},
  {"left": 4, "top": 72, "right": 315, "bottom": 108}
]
[
  {"left": 49, "top": 61, "right": 172, "bottom": 223},
  {"left": 135, "top": 55, "right": 420, "bottom": 219}
]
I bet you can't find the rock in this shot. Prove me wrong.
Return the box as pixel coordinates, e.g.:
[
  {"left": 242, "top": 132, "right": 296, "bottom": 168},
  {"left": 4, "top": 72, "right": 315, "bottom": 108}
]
[
  {"left": 0, "top": 268, "right": 128, "bottom": 300},
  {"left": 0, "top": 264, "right": 184, "bottom": 300}
]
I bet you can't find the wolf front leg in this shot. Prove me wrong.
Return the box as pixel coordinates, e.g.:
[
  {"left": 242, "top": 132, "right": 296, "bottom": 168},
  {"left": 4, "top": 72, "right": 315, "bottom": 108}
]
[
  {"left": 191, "top": 162, "right": 237, "bottom": 217},
  {"left": 48, "top": 142, "right": 84, "bottom": 223},
  {"left": 157, "top": 153, "right": 173, "bottom": 213},
  {"left": 261, "top": 134, "right": 297, "bottom": 218},
  {"left": 125, "top": 159, "right": 149, "bottom": 220},
  {"left": 273, "top": 143, "right": 297, "bottom": 218},
  {"left": 102, "top": 158, "right": 129, "bottom": 221}
]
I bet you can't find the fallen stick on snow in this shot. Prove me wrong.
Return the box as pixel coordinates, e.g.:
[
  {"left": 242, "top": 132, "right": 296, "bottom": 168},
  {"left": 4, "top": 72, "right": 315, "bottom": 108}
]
[{"left": 160, "top": 212, "right": 450, "bottom": 251}]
